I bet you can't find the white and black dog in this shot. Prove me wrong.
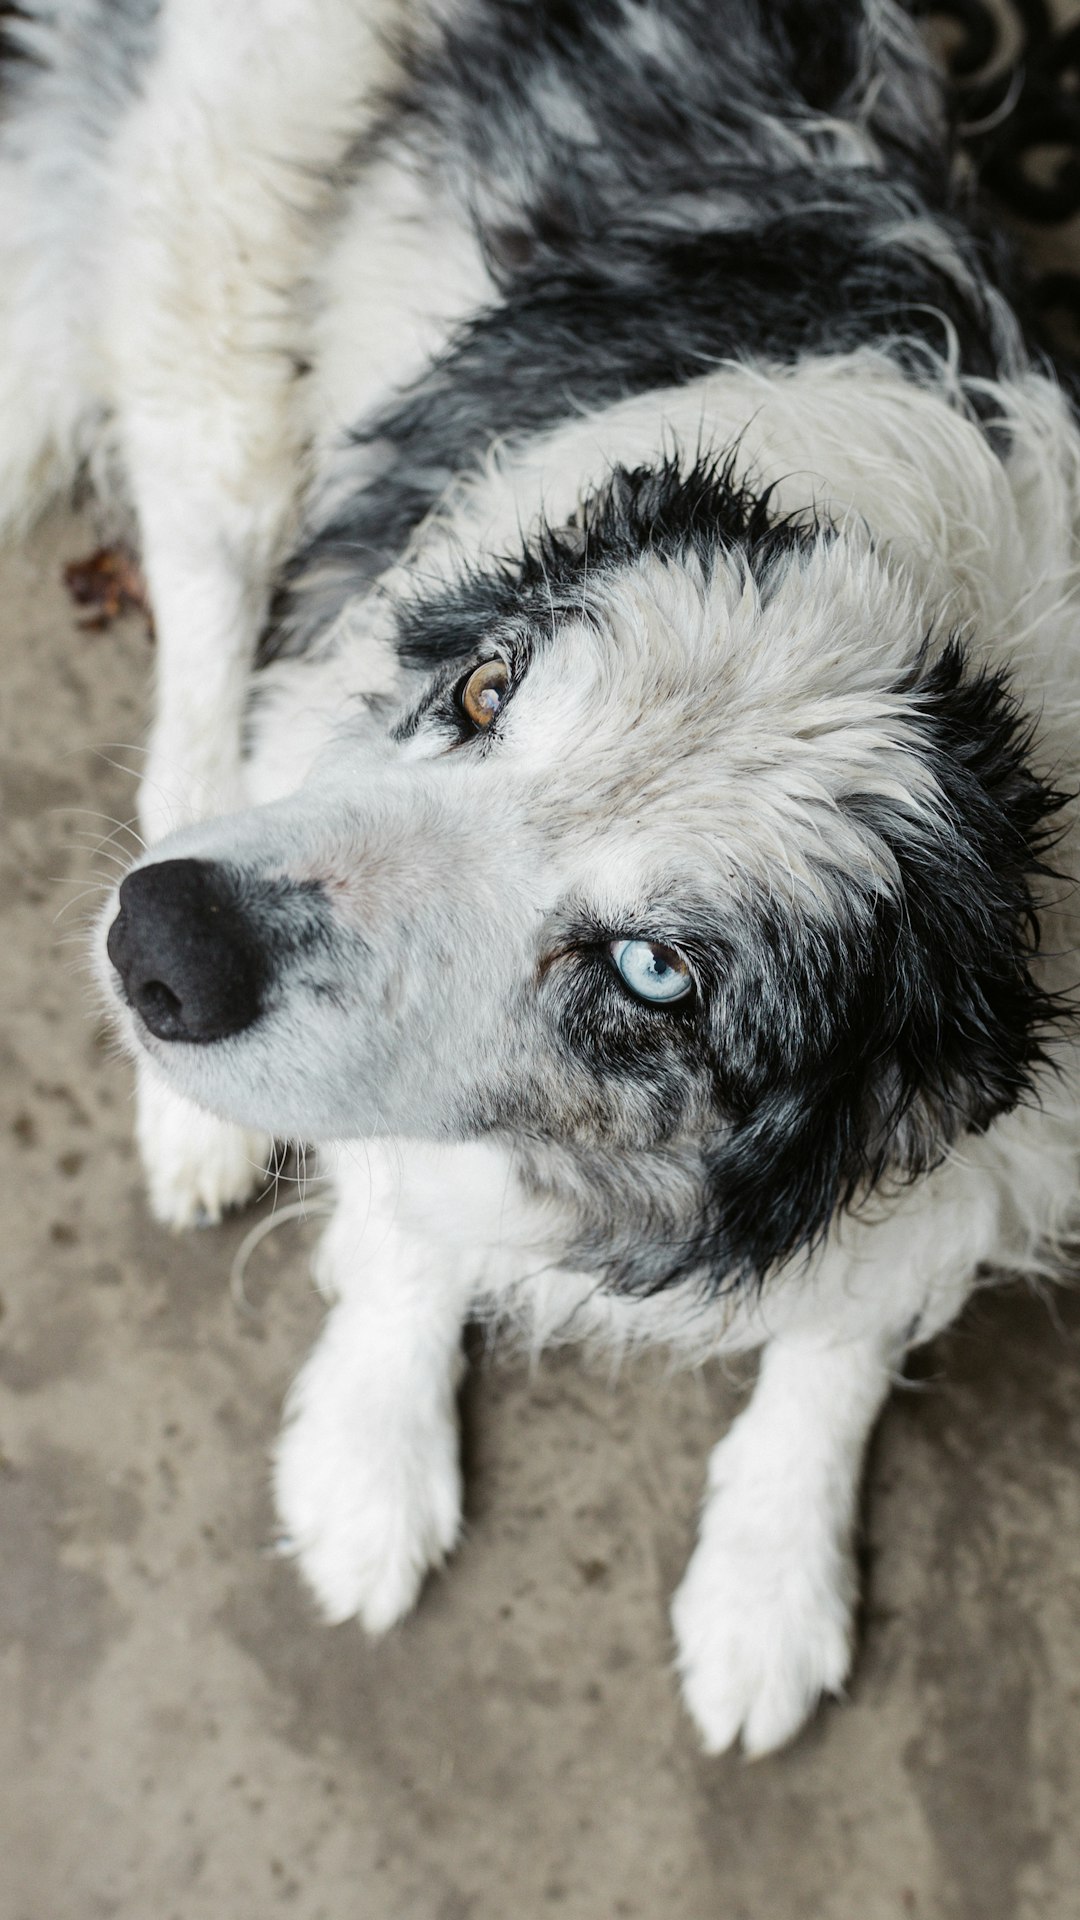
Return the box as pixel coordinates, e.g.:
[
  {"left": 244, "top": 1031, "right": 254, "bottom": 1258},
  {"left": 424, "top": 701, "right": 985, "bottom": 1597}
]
[{"left": 4, "top": 0, "right": 1080, "bottom": 1754}]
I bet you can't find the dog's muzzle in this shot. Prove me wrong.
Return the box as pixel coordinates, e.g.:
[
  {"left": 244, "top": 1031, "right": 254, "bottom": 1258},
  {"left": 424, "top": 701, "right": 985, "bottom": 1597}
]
[{"left": 107, "top": 857, "right": 264, "bottom": 1044}]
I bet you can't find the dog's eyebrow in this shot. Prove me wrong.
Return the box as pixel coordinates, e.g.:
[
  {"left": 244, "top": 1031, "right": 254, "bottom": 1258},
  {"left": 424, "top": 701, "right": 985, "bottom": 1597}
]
[{"left": 387, "top": 452, "right": 822, "bottom": 678}]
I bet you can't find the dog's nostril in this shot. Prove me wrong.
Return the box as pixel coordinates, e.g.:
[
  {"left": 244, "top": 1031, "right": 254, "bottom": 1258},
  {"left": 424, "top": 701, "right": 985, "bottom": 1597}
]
[
  {"left": 132, "top": 978, "right": 185, "bottom": 1036},
  {"left": 108, "top": 857, "right": 265, "bottom": 1045}
]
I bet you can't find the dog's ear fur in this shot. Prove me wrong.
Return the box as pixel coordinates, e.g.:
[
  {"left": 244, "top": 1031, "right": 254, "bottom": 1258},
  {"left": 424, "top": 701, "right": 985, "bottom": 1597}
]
[{"left": 694, "top": 640, "right": 1070, "bottom": 1289}]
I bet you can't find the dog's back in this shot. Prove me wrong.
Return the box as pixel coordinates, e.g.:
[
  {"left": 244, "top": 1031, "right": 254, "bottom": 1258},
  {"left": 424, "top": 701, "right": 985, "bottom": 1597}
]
[{"left": 265, "top": 0, "right": 1042, "bottom": 661}]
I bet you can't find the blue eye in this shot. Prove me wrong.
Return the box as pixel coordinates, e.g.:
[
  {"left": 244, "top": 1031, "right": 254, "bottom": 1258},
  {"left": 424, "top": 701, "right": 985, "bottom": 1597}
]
[{"left": 610, "top": 938, "right": 693, "bottom": 1005}]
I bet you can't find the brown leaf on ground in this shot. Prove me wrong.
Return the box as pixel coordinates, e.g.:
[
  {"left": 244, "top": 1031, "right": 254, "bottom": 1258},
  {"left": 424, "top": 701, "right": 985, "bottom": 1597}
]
[{"left": 62, "top": 544, "right": 153, "bottom": 635}]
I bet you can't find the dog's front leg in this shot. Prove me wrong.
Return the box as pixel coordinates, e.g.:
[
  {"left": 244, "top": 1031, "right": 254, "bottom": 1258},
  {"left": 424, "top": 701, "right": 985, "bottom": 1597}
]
[
  {"left": 672, "top": 1327, "right": 900, "bottom": 1756},
  {"left": 124, "top": 473, "right": 286, "bottom": 1222},
  {"left": 107, "top": 181, "right": 301, "bottom": 1220},
  {"left": 103, "top": 0, "right": 402, "bottom": 837},
  {"left": 274, "top": 1189, "right": 476, "bottom": 1633},
  {"left": 131, "top": 486, "right": 282, "bottom": 841},
  {"left": 101, "top": 1, "right": 403, "bottom": 1221}
]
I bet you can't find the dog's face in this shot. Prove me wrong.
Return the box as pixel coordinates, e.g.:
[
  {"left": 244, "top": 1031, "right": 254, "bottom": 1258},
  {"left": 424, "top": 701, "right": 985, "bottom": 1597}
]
[{"left": 101, "top": 464, "right": 1063, "bottom": 1287}]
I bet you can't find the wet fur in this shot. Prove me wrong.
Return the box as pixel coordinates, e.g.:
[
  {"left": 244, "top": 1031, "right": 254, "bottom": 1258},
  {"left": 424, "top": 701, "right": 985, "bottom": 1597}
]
[{"left": 3, "top": 0, "right": 1080, "bottom": 1754}]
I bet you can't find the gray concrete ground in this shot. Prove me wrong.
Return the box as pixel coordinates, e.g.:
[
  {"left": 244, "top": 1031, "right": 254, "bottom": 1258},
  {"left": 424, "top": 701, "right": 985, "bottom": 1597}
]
[{"left": 3, "top": 497, "right": 1080, "bottom": 1920}]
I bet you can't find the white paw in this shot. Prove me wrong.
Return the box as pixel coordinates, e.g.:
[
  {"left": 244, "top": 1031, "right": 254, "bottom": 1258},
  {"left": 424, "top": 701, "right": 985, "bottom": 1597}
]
[
  {"left": 136, "top": 1065, "right": 271, "bottom": 1228},
  {"left": 672, "top": 1498, "right": 855, "bottom": 1758},
  {"left": 274, "top": 1360, "right": 462, "bottom": 1634}
]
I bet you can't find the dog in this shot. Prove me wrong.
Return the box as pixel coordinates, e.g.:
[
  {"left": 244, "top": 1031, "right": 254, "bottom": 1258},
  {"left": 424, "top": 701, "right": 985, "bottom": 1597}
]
[{"left": 4, "top": 0, "right": 1080, "bottom": 1755}]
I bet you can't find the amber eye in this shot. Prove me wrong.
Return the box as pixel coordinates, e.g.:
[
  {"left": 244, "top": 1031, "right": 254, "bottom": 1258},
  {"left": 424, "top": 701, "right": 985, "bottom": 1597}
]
[{"left": 459, "top": 658, "right": 510, "bottom": 731}]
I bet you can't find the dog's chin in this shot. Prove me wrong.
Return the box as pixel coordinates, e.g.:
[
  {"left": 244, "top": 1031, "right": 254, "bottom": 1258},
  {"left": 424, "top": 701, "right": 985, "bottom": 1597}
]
[{"left": 103, "top": 996, "right": 363, "bottom": 1147}]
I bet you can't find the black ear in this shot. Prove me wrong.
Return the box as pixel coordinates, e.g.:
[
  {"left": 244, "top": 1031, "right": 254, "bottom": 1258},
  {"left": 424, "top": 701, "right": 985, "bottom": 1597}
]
[{"left": 695, "top": 639, "right": 1070, "bottom": 1289}]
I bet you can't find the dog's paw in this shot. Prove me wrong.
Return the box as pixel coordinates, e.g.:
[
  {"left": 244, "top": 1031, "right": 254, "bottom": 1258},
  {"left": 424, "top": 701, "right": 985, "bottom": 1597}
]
[
  {"left": 136, "top": 1067, "right": 271, "bottom": 1228},
  {"left": 671, "top": 1501, "right": 854, "bottom": 1758},
  {"left": 274, "top": 1386, "right": 462, "bottom": 1633}
]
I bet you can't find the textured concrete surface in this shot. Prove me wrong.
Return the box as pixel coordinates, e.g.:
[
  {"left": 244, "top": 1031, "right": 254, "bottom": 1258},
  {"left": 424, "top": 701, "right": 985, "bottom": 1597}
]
[{"left": 4, "top": 530, "right": 1080, "bottom": 1913}]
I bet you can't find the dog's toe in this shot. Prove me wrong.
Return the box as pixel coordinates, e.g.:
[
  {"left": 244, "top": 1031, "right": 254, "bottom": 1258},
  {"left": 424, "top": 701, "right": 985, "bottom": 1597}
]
[
  {"left": 273, "top": 1382, "right": 462, "bottom": 1634},
  {"left": 284, "top": 1488, "right": 456, "bottom": 1634},
  {"left": 671, "top": 1519, "right": 854, "bottom": 1757},
  {"left": 136, "top": 1066, "right": 271, "bottom": 1228}
]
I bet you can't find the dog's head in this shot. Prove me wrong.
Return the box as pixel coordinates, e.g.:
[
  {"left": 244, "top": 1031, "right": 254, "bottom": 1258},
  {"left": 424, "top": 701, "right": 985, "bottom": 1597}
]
[{"left": 101, "top": 459, "right": 1068, "bottom": 1290}]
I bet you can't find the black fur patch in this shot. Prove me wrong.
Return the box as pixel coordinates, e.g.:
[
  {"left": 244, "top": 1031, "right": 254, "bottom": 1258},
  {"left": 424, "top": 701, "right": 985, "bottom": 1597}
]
[{"left": 393, "top": 451, "right": 818, "bottom": 683}]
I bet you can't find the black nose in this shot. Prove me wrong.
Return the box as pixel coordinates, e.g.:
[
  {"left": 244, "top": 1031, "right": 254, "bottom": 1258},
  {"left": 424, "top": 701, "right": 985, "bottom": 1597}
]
[{"left": 107, "top": 858, "right": 265, "bottom": 1043}]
